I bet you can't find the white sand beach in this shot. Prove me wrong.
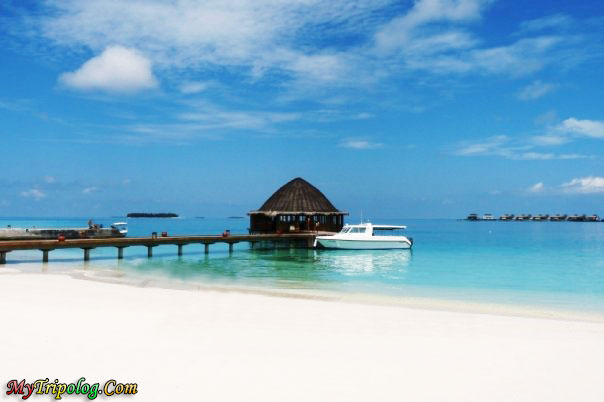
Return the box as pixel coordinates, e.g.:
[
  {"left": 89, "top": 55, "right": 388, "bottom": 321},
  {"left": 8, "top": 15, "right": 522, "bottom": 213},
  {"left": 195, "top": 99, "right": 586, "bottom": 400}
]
[{"left": 1, "top": 271, "right": 604, "bottom": 402}]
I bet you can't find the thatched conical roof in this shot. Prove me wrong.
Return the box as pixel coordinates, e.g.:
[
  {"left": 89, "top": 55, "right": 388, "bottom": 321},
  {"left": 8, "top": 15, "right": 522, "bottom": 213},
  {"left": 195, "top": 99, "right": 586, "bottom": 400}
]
[{"left": 249, "top": 177, "right": 345, "bottom": 215}]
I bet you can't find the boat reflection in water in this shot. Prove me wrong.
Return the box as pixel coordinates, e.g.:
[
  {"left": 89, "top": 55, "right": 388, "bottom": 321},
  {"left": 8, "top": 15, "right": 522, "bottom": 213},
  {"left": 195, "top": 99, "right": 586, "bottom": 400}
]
[
  {"left": 314, "top": 249, "right": 412, "bottom": 276},
  {"left": 120, "top": 247, "right": 412, "bottom": 294}
]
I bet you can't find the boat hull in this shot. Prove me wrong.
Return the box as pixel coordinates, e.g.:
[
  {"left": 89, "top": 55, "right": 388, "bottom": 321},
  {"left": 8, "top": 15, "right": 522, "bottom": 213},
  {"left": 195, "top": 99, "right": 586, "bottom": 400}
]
[{"left": 315, "top": 237, "right": 412, "bottom": 250}]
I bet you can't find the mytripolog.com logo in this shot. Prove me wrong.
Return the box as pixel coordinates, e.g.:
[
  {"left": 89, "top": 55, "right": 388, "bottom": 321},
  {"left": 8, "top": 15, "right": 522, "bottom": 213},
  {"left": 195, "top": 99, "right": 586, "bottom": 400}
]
[{"left": 6, "top": 378, "right": 137, "bottom": 400}]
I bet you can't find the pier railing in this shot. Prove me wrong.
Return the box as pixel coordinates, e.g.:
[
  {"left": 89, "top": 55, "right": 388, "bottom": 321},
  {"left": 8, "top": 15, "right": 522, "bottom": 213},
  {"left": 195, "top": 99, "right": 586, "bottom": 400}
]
[{"left": 0, "top": 232, "right": 331, "bottom": 265}]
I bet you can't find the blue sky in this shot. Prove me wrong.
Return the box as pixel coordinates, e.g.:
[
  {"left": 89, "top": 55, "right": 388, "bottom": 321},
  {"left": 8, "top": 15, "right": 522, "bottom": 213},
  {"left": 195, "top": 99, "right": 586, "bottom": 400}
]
[{"left": 1, "top": 0, "right": 603, "bottom": 218}]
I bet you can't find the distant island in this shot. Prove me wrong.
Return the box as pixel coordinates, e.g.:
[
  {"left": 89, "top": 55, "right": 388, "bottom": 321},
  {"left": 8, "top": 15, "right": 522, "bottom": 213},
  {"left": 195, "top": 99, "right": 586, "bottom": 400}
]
[
  {"left": 228, "top": 216, "right": 244, "bottom": 219},
  {"left": 127, "top": 213, "right": 179, "bottom": 218}
]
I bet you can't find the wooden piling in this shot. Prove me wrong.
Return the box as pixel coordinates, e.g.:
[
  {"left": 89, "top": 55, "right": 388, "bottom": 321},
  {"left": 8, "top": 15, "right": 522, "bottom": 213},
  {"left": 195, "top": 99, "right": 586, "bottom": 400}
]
[
  {"left": 147, "top": 246, "right": 154, "bottom": 258},
  {"left": 204, "top": 243, "right": 210, "bottom": 254},
  {"left": 0, "top": 251, "right": 7, "bottom": 265},
  {"left": 228, "top": 243, "right": 234, "bottom": 253},
  {"left": 82, "top": 248, "right": 93, "bottom": 261},
  {"left": 41, "top": 249, "right": 51, "bottom": 263},
  {"left": 177, "top": 244, "right": 183, "bottom": 256},
  {"left": 117, "top": 247, "right": 125, "bottom": 259}
]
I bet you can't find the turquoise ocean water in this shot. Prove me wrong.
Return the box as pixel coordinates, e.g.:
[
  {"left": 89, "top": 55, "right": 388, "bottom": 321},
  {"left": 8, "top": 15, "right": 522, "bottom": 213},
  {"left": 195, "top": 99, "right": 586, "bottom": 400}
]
[{"left": 2, "top": 217, "right": 604, "bottom": 315}]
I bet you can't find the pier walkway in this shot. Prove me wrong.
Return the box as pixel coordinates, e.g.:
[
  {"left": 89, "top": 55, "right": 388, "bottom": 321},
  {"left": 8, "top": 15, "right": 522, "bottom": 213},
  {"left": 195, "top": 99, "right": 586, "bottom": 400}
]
[{"left": 0, "top": 233, "right": 330, "bottom": 264}]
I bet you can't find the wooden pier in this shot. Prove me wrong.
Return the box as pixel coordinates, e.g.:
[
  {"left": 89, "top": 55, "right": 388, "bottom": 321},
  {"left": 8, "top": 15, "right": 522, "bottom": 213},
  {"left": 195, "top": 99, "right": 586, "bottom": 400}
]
[{"left": 0, "top": 233, "right": 327, "bottom": 265}]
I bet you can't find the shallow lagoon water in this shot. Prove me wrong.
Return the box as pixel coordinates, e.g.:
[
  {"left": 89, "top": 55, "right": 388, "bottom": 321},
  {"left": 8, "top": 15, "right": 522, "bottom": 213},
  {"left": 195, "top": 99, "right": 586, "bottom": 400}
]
[{"left": 2, "top": 217, "right": 604, "bottom": 314}]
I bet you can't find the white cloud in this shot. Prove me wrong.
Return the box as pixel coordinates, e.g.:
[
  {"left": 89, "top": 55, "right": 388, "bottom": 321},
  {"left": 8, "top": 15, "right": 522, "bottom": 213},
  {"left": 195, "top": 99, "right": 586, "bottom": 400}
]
[
  {"left": 42, "top": 0, "right": 388, "bottom": 85},
  {"left": 20, "top": 189, "right": 46, "bottom": 200},
  {"left": 464, "top": 36, "right": 560, "bottom": 75},
  {"left": 557, "top": 118, "right": 604, "bottom": 139},
  {"left": 392, "top": 33, "right": 562, "bottom": 76},
  {"left": 455, "top": 114, "right": 604, "bottom": 161},
  {"left": 177, "top": 105, "right": 301, "bottom": 130},
  {"left": 518, "top": 14, "right": 572, "bottom": 34},
  {"left": 534, "top": 110, "right": 558, "bottom": 126},
  {"left": 518, "top": 80, "right": 555, "bottom": 100},
  {"left": 531, "top": 134, "right": 568, "bottom": 146},
  {"left": 517, "top": 152, "right": 555, "bottom": 160},
  {"left": 82, "top": 186, "right": 98, "bottom": 194},
  {"left": 35, "top": 0, "right": 580, "bottom": 90},
  {"left": 288, "top": 53, "right": 350, "bottom": 83},
  {"left": 454, "top": 135, "right": 509, "bottom": 156},
  {"left": 371, "top": 0, "right": 566, "bottom": 77},
  {"left": 59, "top": 46, "right": 157, "bottom": 93},
  {"left": 179, "top": 81, "right": 209, "bottom": 94},
  {"left": 43, "top": 176, "right": 56, "bottom": 184},
  {"left": 558, "top": 153, "right": 589, "bottom": 160},
  {"left": 454, "top": 135, "right": 589, "bottom": 160},
  {"left": 339, "top": 138, "right": 383, "bottom": 149},
  {"left": 560, "top": 176, "right": 604, "bottom": 194},
  {"left": 529, "top": 182, "right": 545, "bottom": 193},
  {"left": 374, "top": 0, "right": 489, "bottom": 54}
]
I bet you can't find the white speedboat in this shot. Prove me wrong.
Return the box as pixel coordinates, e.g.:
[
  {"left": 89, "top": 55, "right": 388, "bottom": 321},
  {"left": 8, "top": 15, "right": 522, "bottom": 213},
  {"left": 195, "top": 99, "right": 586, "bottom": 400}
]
[{"left": 314, "top": 223, "right": 413, "bottom": 250}]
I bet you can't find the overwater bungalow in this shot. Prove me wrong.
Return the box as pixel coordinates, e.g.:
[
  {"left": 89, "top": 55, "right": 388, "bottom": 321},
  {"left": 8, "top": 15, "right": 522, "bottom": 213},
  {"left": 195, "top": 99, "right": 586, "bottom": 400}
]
[
  {"left": 549, "top": 214, "right": 567, "bottom": 221},
  {"left": 500, "top": 214, "right": 514, "bottom": 221},
  {"left": 532, "top": 214, "right": 549, "bottom": 221},
  {"left": 248, "top": 177, "right": 348, "bottom": 234},
  {"left": 586, "top": 214, "right": 600, "bottom": 222},
  {"left": 514, "top": 214, "right": 532, "bottom": 221},
  {"left": 467, "top": 213, "right": 479, "bottom": 221}
]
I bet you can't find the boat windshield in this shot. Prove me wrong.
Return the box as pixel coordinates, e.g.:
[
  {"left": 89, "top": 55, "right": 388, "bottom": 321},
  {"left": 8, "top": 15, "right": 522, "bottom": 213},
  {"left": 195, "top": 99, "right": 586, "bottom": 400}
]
[
  {"left": 373, "top": 228, "right": 405, "bottom": 236},
  {"left": 341, "top": 227, "right": 367, "bottom": 234}
]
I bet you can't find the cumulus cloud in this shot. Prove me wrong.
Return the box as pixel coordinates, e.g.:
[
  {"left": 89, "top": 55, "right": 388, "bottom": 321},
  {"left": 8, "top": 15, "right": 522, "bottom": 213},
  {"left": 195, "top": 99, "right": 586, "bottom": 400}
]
[
  {"left": 339, "top": 138, "right": 383, "bottom": 149},
  {"left": 518, "top": 80, "right": 555, "bottom": 100},
  {"left": 20, "top": 189, "right": 46, "bottom": 200},
  {"left": 560, "top": 176, "right": 604, "bottom": 194},
  {"left": 59, "top": 46, "right": 158, "bottom": 93}
]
